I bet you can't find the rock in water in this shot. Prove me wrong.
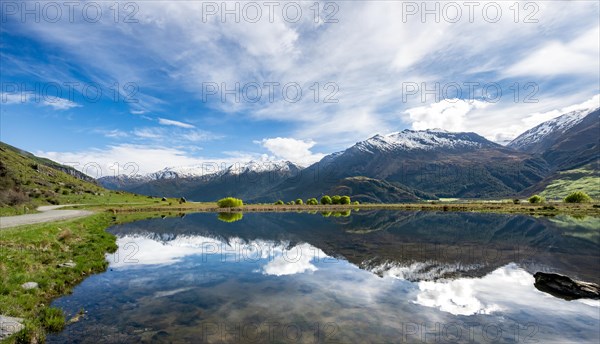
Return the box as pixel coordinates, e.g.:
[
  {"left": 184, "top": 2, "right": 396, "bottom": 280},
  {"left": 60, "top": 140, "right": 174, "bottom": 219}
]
[{"left": 534, "top": 272, "right": 600, "bottom": 300}]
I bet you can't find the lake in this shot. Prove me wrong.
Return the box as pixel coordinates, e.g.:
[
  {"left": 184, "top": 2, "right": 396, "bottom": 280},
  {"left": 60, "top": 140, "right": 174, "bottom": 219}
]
[{"left": 47, "top": 211, "right": 600, "bottom": 343}]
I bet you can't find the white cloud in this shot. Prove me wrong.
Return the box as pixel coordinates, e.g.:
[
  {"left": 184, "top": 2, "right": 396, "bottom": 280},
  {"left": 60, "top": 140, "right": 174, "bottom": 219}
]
[
  {"left": 399, "top": 94, "right": 599, "bottom": 143},
  {"left": 132, "top": 127, "right": 221, "bottom": 143},
  {"left": 258, "top": 137, "right": 325, "bottom": 166},
  {"left": 1, "top": 92, "right": 27, "bottom": 104},
  {"left": 6, "top": 0, "right": 600, "bottom": 150},
  {"left": 1, "top": 92, "right": 80, "bottom": 110},
  {"left": 133, "top": 128, "right": 162, "bottom": 139},
  {"left": 42, "top": 97, "right": 81, "bottom": 110},
  {"left": 37, "top": 144, "right": 212, "bottom": 176},
  {"left": 506, "top": 26, "right": 600, "bottom": 77},
  {"left": 94, "top": 129, "right": 128, "bottom": 138},
  {"left": 158, "top": 117, "right": 195, "bottom": 128},
  {"left": 403, "top": 99, "right": 490, "bottom": 132}
]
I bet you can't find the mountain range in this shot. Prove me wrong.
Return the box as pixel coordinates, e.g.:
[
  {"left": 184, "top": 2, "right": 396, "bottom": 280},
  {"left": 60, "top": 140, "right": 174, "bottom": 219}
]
[{"left": 19, "top": 105, "right": 585, "bottom": 202}]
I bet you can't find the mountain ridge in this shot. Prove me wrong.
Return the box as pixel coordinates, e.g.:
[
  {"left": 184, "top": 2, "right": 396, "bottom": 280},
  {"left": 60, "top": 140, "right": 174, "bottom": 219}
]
[
  {"left": 95, "top": 103, "right": 599, "bottom": 202},
  {"left": 508, "top": 107, "right": 599, "bottom": 154}
]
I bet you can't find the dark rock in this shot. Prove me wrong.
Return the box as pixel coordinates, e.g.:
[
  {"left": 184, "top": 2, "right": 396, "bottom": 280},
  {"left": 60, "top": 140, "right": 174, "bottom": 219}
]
[
  {"left": 161, "top": 197, "right": 167, "bottom": 201},
  {"left": 534, "top": 272, "right": 600, "bottom": 300},
  {"left": 179, "top": 197, "right": 187, "bottom": 203}
]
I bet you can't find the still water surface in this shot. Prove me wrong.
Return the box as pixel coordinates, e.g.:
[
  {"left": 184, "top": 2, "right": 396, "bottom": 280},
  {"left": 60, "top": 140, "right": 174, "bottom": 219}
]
[{"left": 48, "top": 211, "right": 600, "bottom": 343}]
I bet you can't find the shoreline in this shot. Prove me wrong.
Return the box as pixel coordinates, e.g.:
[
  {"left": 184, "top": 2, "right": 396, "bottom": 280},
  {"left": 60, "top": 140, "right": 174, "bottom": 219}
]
[
  {"left": 1, "top": 202, "right": 598, "bottom": 342},
  {"left": 100, "top": 201, "right": 600, "bottom": 216}
]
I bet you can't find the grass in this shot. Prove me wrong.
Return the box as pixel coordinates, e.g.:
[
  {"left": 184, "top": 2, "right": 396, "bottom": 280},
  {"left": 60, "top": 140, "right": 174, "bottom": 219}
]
[
  {"left": 539, "top": 166, "right": 600, "bottom": 200},
  {"left": 0, "top": 211, "right": 162, "bottom": 343}
]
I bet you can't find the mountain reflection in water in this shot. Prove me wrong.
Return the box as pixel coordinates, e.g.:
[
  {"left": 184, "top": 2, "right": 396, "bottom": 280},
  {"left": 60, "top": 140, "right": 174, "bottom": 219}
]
[{"left": 47, "top": 211, "right": 600, "bottom": 343}]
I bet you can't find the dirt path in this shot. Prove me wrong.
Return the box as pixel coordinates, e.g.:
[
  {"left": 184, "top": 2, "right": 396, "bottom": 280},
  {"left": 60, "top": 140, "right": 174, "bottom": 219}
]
[{"left": 0, "top": 205, "right": 93, "bottom": 229}]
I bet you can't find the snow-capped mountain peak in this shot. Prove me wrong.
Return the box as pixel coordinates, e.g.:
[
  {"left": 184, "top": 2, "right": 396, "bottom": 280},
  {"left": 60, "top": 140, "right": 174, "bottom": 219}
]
[
  {"left": 223, "top": 160, "right": 302, "bottom": 175},
  {"left": 352, "top": 129, "right": 493, "bottom": 153},
  {"left": 508, "top": 107, "right": 599, "bottom": 153},
  {"left": 102, "top": 160, "right": 303, "bottom": 181}
]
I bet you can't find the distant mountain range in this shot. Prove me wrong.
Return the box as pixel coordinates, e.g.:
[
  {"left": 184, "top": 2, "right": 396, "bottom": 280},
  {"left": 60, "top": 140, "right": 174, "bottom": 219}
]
[{"left": 97, "top": 105, "right": 599, "bottom": 202}]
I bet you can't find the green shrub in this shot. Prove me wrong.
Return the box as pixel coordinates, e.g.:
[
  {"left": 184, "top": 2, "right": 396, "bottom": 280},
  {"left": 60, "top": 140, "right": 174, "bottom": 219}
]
[
  {"left": 528, "top": 195, "right": 544, "bottom": 204},
  {"left": 217, "top": 197, "right": 243, "bottom": 208},
  {"left": 340, "top": 196, "right": 351, "bottom": 204},
  {"left": 217, "top": 212, "right": 244, "bottom": 222},
  {"left": 352, "top": 201, "right": 360, "bottom": 205},
  {"left": 331, "top": 195, "right": 341, "bottom": 204},
  {"left": 564, "top": 191, "right": 592, "bottom": 203},
  {"left": 306, "top": 198, "right": 318, "bottom": 205},
  {"left": 295, "top": 199, "right": 303, "bottom": 205},
  {"left": 320, "top": 195, "right": 332, "bottom": 205},
  {"left": 274, "top": 200, "right": 284, "bottom": 205}
]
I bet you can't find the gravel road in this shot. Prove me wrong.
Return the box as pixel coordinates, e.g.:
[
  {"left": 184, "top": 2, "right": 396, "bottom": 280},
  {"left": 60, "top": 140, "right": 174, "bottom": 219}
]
[{"left": 0, "top": 205, "right": 93, "bottom": 229}]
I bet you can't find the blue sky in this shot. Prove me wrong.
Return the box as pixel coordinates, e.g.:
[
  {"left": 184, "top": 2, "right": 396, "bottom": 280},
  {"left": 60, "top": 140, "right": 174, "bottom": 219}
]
[{"left": 1, "top": 0, "right": 599, "bottom": 175}]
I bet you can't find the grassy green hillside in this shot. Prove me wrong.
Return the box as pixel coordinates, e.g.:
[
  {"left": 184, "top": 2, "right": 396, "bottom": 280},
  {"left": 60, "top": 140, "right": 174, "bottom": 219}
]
[
  {"left": 0, "top": 141, "right": 150, "bottom": 216},
  {"left": 538, "top": 163, "right": 600, "bottom": 200}
]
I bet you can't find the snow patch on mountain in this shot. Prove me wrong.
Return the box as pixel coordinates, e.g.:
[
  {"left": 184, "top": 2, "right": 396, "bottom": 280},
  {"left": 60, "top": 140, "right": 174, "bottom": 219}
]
[
  {"left": 353, "top": 129, "right": 493, "bottom": 153},
  {"left": 222, "top": 160, "right": 302, "bottom": 176},
  {"left": 508, "top": 107, "right": 598, "bottom": 151},
  {"left": 101, "top": 160, "right": 302, "bottom": 181}
]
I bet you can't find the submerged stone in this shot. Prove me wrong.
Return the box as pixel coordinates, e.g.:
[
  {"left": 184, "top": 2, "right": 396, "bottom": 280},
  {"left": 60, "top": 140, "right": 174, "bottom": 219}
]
[{"left": 534, "top": 272, "right": 600, "bottom": 300}]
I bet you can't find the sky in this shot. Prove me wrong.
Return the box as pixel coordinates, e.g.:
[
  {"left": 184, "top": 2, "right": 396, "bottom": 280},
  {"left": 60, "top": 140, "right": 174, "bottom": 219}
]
[{"left": 1, "top": 0, "right": 599, "bottom": 176}]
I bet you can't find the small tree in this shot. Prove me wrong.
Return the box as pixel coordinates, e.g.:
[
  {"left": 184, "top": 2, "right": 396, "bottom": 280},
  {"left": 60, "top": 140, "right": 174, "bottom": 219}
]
[
  {"left": 528, "top": 195, "right": 544, "bottom": 204},
  {"left": 331, "top": 195, "right": 341, "bottom": 204},
  {"left": 564, "top": 191, "right": 592, "bottom": 203},
  {"left": 352, "top": 200, "right": 360, "bottom": 205},
  {"left": 340, "top": 196, "right": 351, "bottom": 204},
  {"left": 321, "top": 195, "right": 332, "bottom": 205},
  {"left": 306, "top": 198, "right": 318, "bottom": 205},
  {"left": 295, "top": 199, "right": 303, "bottom": 205},
  {"left": 217, "top": 197, "right": 243, "bottom": 208},
  {"left": 274, "top": 200, "right": 284, "bottom": 205}
]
